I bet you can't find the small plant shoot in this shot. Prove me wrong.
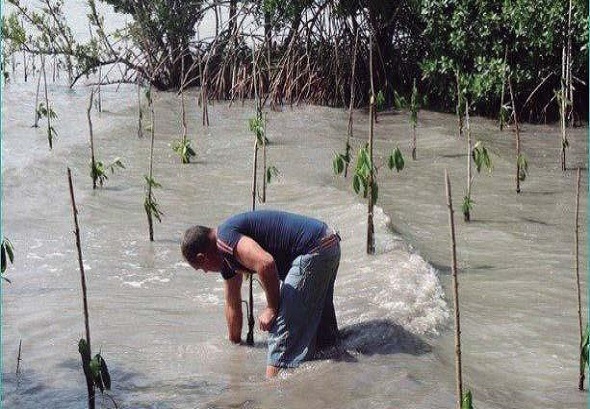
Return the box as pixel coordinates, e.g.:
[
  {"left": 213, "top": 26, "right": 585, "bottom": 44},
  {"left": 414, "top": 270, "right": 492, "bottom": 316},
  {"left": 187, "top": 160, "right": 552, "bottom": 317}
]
[
  {"left": 90, "top": 158, "right": 125, "bottom": 188},
  {"left": 463, "top": 140, "right": 493, "bottom": 222},
  {"left": 517, "top": 154, "right": 528, "bottom": 182},
  {"left": 172, "top": 139, "right": 196, "bottom": 164},
  {"left": 79, "top": 339, "right": 111, "bottom": 393},
  {"left": 144, "top": 176, "right": 163, "bottom": 222},
  {"left": 472, "top": 141, "right": 493, "bottom": 174},
  {"left": 249, "top": 115, "right": 266, "bottom": 145},
  {"left": 333, "top": 151, "right": 350, "bottom": 175},
  {"left": 580, "top": 325, "right": 589, "bottom": 390},
  {"left": 37, "top": 101, "right": 58, "bottom": 148},
  {"left": 461, "top": 390, "right": 474, "bottom": 409},
  {"left": 341, "top": 145, "right": 404, "bottom": 205}
]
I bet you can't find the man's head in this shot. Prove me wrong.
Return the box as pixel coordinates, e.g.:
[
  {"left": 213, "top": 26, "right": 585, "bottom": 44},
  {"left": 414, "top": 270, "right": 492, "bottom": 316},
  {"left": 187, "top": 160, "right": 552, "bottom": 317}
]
[{"left": 181, "top": 225, "right": 222, "bottom": 272}]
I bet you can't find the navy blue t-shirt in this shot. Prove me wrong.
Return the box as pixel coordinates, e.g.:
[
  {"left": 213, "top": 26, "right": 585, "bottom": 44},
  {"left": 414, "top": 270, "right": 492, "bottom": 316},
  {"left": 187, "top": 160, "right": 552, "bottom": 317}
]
[{"left": 216, "top": 210, "right": 327, "bottom": 280}]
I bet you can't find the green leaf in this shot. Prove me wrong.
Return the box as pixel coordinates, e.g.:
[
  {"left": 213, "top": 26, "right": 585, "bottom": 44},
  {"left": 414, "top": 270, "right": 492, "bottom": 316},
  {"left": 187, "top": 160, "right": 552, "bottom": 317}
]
[
  {"left": 461, "top": 196, "right": 474, "bottom": 214},
  {"left": 581, "top": 325, "right": 589, "bottom": 374},
  {"left": 1, "top": 238, "right": 15, "bottom": 274},
  {"left": 517, "top": 154, "right": 528, "bottom": 181},
  {"left": 371, "top": 181, "right": 379, "bottom": 204},
  {"left": 393, "top": 147, "right": 405, "bottom": 171},
  {"left": 352, "top": 174, "right": 361, "bottom": 194},
  {"left": 472, "top": 141, "right": 493, "bottom": 173},
  {"left": 333, "top": 154, "right": 344, "bottom": 175},
  {"left": 78, "top": 338, "right": 91, "bottom": 360},
  {"left": 90, "top": 353, "right": 111, "bottom": 392},
  {"left": 461, "top": 390, "right": 474, "bottom": 409}
]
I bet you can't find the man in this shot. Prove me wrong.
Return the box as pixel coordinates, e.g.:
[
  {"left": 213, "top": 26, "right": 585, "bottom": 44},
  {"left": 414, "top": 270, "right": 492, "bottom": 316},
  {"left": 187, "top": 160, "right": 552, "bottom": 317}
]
[{"left": 181, "top": 209, "right": 341, "bottom": 377}]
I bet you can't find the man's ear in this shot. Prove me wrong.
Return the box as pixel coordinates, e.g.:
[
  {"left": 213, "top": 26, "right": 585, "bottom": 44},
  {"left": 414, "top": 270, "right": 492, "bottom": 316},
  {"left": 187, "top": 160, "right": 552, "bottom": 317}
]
[{"left": 194, "top": 253, "right": 207, "bottom": 265}]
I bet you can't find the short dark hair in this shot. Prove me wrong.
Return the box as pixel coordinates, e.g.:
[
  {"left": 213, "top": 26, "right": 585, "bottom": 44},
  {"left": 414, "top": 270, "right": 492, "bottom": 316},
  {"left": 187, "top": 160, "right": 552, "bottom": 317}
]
[{"left": 181, "top": 225, "right": 212, "bottom": 263}]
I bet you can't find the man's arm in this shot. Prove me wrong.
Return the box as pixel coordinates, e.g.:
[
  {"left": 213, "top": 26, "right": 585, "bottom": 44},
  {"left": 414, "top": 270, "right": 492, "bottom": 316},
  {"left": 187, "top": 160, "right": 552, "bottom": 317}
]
[
  {"left": 234, "top": 236, "right": 280, "bottom": 331},
  {"left": 224, "top": 272, "right": 243, "bottom": 343}
]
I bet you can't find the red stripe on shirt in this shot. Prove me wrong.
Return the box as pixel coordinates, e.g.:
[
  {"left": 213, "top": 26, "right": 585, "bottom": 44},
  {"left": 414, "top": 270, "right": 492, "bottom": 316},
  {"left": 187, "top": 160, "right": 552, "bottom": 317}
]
[{"left": 216, "top": 239, "right": 234, "bottom": 255}]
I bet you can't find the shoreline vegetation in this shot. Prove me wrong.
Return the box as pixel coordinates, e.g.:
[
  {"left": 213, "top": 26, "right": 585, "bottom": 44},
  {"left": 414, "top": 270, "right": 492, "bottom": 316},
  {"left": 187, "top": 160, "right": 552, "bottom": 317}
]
[{"left": 2, "top": 0, "right": 588, "bottom": 124}]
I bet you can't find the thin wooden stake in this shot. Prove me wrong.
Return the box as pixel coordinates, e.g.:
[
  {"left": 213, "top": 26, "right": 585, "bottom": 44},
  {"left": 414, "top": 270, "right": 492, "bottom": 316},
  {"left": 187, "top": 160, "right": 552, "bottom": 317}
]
[
  {"left": 67, "top": 168, "right": 95, "bottom": 409},
  {"left": 508, "top": 76, "right": 521, "bottom": 193},
  {"left": 41, "top": 55, "right": 52, "bottom": 150},
  {"left": 137, "top": 81, "right": 143, "bottom": 138},
  {"left": 16, "top": 339, "right": 22, "bottom": 376},
  {"left": 344, "top": 29, "right": 359, "bottom": 178},
  {"left": 445, "top": 170, "right": 463, "bottom": 409},
  {"left": 87, "top": 90, "right": 97, "bottom": 190},
  {"left": 147, "top": 86, "right": 156, "bottom": 242},
  {"left": 575, "top": 168, "right": 584, "bottom": 390},
  {"left": 33, "top": 73, "right": 41, "bottom": 128},
  {"left": 367, "top": 32, "right": 375, "bottom": 255}
]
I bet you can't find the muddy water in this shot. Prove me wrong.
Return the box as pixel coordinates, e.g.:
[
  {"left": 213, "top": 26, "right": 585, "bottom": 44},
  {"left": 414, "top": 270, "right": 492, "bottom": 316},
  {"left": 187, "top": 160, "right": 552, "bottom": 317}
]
[{"left": 2, "top": 73, "right": 587, "bottom": 409}]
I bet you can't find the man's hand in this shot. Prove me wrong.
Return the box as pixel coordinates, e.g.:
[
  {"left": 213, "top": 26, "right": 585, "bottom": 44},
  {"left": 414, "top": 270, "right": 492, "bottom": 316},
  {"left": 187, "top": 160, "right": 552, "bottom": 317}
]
[{"left": 258, "top": 307, "right": 277, "bottom": 331}]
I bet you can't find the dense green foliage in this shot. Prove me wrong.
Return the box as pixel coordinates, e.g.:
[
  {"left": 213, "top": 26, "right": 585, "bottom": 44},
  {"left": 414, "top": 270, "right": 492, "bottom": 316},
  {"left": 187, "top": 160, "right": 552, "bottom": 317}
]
[{"left": 2, "top": 0, "right": 587, "bottom": 121}]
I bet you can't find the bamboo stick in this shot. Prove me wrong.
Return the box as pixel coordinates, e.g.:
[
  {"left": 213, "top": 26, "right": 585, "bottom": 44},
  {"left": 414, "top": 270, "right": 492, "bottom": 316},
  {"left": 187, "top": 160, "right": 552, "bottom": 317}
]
[
  {"left": 575, "top": 168, "right": 584, "bottom": 390},
  {"left": 445, "top": 170, "right": 463, "bottom": 409},
  {"left": 67, "top": 168, "right": 95, "bottom": 409}
]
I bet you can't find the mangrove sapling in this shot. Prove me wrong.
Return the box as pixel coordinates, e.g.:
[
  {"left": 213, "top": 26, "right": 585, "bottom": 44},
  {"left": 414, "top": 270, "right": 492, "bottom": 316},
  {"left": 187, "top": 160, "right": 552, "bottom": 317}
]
[
  {"left": 172, "top": 56, "right": 197, "bottom": 164},
  {"left": 144, "top": 86, "right": 163, "bottom": 242},
  {"left": 557, "top": 86, "right": 569, "bottom": 172},
  {"left": 137, "top": 81, "right": 143, "bottom": 138},
  {"left": 33, "top": 73, "right": 41, "bottom": 127},
  {"left": 508, "top": 75, "right": 528, "bottom": 193},
  {"left": 1, "top": 237, "right": 15, "bottom": 283},
  {"left": 87, "top": 90, "right": 124, "bottom": 189},
  {"left": 445, "top": 170, "right": 475, "bottom": 409},
  {"left": 574, "top": 168, "right": 585, "bottom": 390},
  {"left": 498, "top": 47, "right": 508, "bottom": 131},
  {"left": 67, "top": 168, "right": 112, "bottom": 409},
  {"left": 39, "top": 55, "right": 57, "bottom": 149},
  {"left": 96, "top": 65, "right": 102, "bottom": 113},
  {"left": 409, "top": 79, "right": 421, "bottom": 160},
  {"left": 374, "top": 90, "right": 385, "bottom": 123},
  {"left": 343, "top": 30, "right": 359, "bottom": 178},
  {"left": 462, "top": 101, "right": 493, "bottom": 222}
]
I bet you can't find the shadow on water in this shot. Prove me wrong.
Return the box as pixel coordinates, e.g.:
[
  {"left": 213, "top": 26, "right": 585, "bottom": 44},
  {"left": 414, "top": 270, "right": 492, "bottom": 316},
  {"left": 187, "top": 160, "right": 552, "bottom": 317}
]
[
  {"left": 337, "top": 319, "right": 432, "bottom": 357},
  {"left": 3, "top": 358, "right": 228, "bottom": 409}
]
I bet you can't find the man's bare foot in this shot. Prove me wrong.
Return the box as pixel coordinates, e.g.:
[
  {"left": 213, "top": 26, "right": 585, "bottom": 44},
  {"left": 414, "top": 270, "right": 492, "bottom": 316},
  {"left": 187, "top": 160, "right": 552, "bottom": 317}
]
[{"left": 266, "top": 365, "right": 280, "bottom": 378}]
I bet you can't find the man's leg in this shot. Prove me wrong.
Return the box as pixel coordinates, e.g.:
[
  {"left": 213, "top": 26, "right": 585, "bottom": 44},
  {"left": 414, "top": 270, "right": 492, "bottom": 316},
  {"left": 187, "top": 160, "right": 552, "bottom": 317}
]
[{"left": 315, "top": 274, "right": 339, "bottom": 350}]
